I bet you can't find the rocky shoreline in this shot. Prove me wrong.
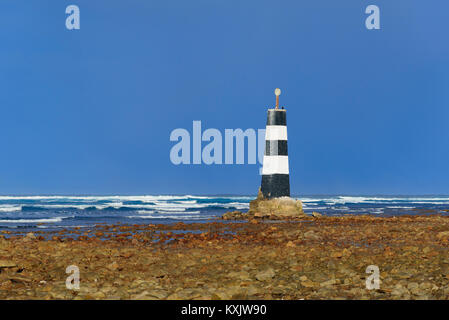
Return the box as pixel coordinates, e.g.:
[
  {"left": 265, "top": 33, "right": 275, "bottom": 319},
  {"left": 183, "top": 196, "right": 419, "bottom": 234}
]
[{"left": 1, "top": 214, "right": 449, "bottom": 299}]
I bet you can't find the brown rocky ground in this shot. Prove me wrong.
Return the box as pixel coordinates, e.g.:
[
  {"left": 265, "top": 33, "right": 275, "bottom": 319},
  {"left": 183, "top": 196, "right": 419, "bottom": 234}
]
[{"left": 1, "top": 215, "right": 449, "bottom": 300}]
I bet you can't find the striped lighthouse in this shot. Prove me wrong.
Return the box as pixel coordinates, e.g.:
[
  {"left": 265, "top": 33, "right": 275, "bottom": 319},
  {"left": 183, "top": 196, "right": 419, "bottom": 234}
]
[{"left": 261, "top": 88, "right": 290, "bottom": 199}]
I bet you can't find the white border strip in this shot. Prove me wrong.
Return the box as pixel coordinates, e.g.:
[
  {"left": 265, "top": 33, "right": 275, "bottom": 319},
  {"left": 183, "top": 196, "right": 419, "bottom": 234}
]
[
  {"left": 265, "top": 125, "right": 287, "bottom": 141},
  {"left": 262, "top": 156, "right": 289, "bottom": 175}
]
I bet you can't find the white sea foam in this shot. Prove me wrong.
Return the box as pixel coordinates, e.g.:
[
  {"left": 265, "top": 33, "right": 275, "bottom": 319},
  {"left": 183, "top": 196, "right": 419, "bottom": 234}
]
[
  {"left": 0, "top": 205, "right": 22, "bottom": 212},
  {"left": 0, "top": 195, "right": 213, "bottom": 202},
  {"left": 386, "top": 206, "right": 414, "bottom": 209},
  {"left": 0, "top": 217, "right": 64, "bottom": 223},
  {"left": 159, "top": 210, "right": 201, "bottom": 214},
  {"left": 37, "top": 225, "right": 88, "bottom": 229},
  {"left": 298, "top": 196, "right": 449, "bottom": 205},
  {"left": 136, "top": 210, "right": 201, "bottom": 215},
  {"left": 136, "top": 210, "right": 156, "bottom": 214},
  {"left": 152, "top": 206, "right": 187, "bottom": 212},
  {"left": 127, "top": 215, "right": 207, "bottom": 220},
  {"left": 302, "top": 206, "right": 328, "bottom": 210},
  {"left": 0, "top": 200, "right": 250, "bottom": 212},
  {"left": 223, "top": 202, "right": 250, "bottom": 210}
]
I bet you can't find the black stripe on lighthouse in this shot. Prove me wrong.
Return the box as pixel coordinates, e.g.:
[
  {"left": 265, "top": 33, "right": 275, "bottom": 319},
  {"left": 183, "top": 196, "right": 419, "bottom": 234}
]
[
  {"left": 261, "top": 175, "right": 290, "bottom": 199},
  {"left": 261, "top": 107, "right": 290, "bottom": 199},
  {"left": 267, "top": 110, "right": 286, "bottom": 126},
  {"left": 265, "top": 140, "right": 288, "bottom": 156}
]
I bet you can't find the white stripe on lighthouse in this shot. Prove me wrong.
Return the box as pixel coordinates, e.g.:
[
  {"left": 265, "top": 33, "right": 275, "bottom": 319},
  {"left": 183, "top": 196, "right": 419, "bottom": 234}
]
[
  {"left": 262, "top": 155, "right": 289, "bottom": 175},
  {"left": 265, "top": 125, "right": 288, "bottom": 141}
]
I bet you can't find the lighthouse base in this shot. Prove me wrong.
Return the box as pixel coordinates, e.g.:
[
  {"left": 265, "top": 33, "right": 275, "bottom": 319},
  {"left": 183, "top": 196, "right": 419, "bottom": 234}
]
[{"left": 247, "top": 189, "right": 305, "bottom": 219}]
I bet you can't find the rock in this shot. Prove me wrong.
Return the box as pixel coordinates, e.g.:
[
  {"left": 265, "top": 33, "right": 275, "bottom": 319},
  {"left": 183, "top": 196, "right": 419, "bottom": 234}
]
[
  {"left": 422, "top": 247, "right": 432, "bottom": 254},
  {"left": 228, "top": 271, "right": 251, "bottom": 281},
  {"left": 0, "top": 260, "right": 16, "bottom": 268},
  {"left": 248, "top": 190, "right": 305, "bottom": 219},
  {"left": 107, "top": 262, "right": 119, "bottom": 271},
  {"left": 437, "top": 231, "right": 449, "bottom": 239},
  {"left": 286, "top": 241, "right": 296, "bottom": 248},
  {"left": 304, "top": 230, "right": 321, "bottom": 241},
  {"left": 26, "top": 232, "right": 37, "bottom": 239},
  {"left": 320, "top": 279, "right": 337, "bottom": 287},
  {"left": 407, "top": 282, "right": 422, "bottom": 295},
  {"left": 131, "top": 289, "right": 168, "bottom": 300},
  {"left": 407, "top": 282, "right": 419, "bottom": 290},
  {"left": 301, "top": 280, "right": 315, "bottom": 288},
  {"left": 9, "top": 276, "right": 32, "bottom": 283},
  {"left": 148, "top": 289, "right": 168, "bottom": 299},
  {"left": 419, "top": 282, "right": 433, "bottom": 290},
  {"left": 253, "top": 211, "right": 266, "bottom": 218},
  {"left": 167, "top": 289, "right": 202, "bottom": 300},
  {"left": 311, "top": 212, "right": 322, "bottom": 217},
  {"left": 91, "top": 291, "right": 106, "bottom": 299},
  {"left": 391, "top": 284, "right": 409, "bottom": 297},
  {"left": 331, "top": 249, "right": 350, "bottom": 258},
  {"left": 255, "top": 268, "right": 275, "bottom": 281},
  {"left": 222, "top": 211, "right": 244, "bottom": 220},
  {"left": 284, "top": 229, "right": 302, "bottom": 238},
  {"left": 225, "top": 286, "right": 248, "bottom": 299},
  {"left": 331, "top": 251, "right": 343, "bottom": 258},
  {"left": 22, "top": 232, "right": 37, "bottom": 242},
  {"left": 246, "top": 285, "right": 260, "bottom": 297}
]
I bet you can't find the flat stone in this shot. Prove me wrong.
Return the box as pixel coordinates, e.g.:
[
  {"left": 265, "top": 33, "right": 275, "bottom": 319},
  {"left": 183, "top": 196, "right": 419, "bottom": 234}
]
[
  {"left": 301, "top": 280, "right": 316, "bottom": 288},
  {"left": 437, "top": 231, "right": 449, "bottom": 239},
  {"left": 167, "top": 289, "right": 202, "bottom": 300},
  {"left": 255, "top": 268, "right": 275, "bottom": 281},
  {"left": 0, "top": 260, "right": 16, "bottom": 268},
  {"left": 304, "top": 231, "right": 321, "bottom": 241},
  {"left": 320, "top": 279, "right": 337, "bottom": 287},
  {"left": 228, "top": 271, "right": 251, "bottom": 281},
  {"left": 131, "top": 289, "right": 168, "bottom": 300}
]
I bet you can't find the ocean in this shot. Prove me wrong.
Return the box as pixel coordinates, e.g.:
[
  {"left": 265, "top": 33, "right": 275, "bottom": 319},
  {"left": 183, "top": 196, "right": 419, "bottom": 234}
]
[{"left": 0, "top": 195, "right": 448, "bottom": 232}]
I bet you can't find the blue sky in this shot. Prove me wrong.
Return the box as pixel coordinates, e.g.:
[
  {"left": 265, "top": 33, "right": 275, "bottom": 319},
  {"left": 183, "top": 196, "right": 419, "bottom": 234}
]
[{"left": 0, "top": 0, "right": 448, "bottom": 195}]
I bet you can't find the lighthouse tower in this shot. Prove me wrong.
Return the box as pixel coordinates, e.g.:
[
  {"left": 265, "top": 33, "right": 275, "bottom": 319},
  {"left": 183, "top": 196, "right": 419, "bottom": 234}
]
[{"left": 261, "top": 88, "right": 290, "bottom": 199}]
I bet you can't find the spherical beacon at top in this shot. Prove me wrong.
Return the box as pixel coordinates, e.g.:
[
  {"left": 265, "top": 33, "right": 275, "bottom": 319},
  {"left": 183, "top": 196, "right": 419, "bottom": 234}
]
[{"left": 275, "top": 88, "right": 281, "bottom": 96}]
